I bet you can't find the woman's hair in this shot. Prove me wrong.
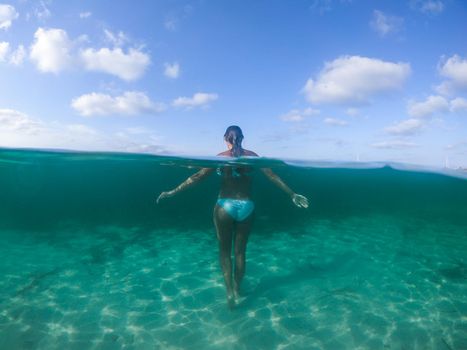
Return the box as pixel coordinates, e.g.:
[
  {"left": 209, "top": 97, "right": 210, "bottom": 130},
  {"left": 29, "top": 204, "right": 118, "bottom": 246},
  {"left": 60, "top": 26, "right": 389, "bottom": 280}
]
[{"left": 224, "top": 125, "right": 244, "bottom": 157}]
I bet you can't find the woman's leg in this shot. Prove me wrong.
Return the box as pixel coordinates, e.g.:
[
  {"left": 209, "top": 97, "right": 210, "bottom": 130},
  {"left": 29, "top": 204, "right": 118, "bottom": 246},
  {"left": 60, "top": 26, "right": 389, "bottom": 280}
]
[
  {"left": 233, "top": 213, "right": 254, "bottom": 298},
  {"left": 213, "top": 204, "right": 235, "bottom": 307}
]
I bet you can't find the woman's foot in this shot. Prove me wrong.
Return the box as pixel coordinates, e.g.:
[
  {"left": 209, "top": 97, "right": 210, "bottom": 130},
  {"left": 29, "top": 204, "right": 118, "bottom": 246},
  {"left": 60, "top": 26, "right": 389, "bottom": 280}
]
[
  {"left": 227, "top": 293, "right": 236, "bottom": 310},
  {"left": 233, "top": 280, "right": 241, "bottom": 300}
]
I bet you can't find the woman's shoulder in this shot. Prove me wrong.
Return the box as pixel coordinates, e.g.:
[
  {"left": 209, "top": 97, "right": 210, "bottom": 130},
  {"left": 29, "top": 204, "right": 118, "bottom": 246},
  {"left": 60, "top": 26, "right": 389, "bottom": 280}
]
[
  {"left": 217, "top": 150, "right": 231, "bottom": 156},
  {"left": 242, "top": 149, "right": 259, "bottom": 157},
  {"left": 216, "top": 149, "right": 258, "bottom": 157}
]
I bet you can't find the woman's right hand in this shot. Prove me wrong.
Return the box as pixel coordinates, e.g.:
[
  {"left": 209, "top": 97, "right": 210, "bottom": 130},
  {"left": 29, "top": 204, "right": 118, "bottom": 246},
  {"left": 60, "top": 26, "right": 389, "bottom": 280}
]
[
  {"left": 292, "top": 193, "right": 309, "bottom": 208},
  {"left": 156, "top": 191, "right": 174, "bottom": 204}
]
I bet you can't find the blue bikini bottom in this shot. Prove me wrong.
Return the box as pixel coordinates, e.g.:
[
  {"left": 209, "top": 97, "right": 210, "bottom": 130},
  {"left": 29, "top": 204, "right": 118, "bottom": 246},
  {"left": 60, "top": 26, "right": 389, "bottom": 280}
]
[{"left": 216, "top": 198, "right": 255, "bottom": 221}]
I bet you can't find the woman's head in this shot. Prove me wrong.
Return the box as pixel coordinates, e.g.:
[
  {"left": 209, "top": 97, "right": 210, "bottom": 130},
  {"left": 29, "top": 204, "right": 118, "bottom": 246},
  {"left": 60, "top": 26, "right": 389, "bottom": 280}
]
[{"left": 224, "top": 125, "right": 244, "bottom": 157}]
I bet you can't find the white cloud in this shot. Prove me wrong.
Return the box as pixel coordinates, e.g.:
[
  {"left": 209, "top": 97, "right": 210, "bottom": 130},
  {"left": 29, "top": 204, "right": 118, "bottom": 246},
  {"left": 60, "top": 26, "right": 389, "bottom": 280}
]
[
  {"left": 446, "top": 142, "right": 467, "bottom": 151},
  {"left": 34, "top": 0, "right": 51, "bottom": 20},
  {"left": 0, "top": 42, "right": 26, "bottom": 65},
  {"left": 164, "top": 5, "right": 193, "bottom": 31},
  {"left": 0, "top": 41, "right": 9, "bottom": 61},
  {"left": 435, "top": 82, "right": 452, "bottom": 96},
  {"left": 0, "top": 4, "right": 18, "bottom": 30},
  {"left": 103, "top": 29, "right": 128, "bottom": 47},
  {"left": 30, "top": 28, "right": 73, "bottom": 73},
  {"left": 111, "top": 131, "right": 166, "bottom": 154},
  {"left": 80, "top": 47, "right": 150, "bottom": 81},
  {"left": 164, "top": 18, "right": 177, "bottom": 31},
  {"left": 303, "top": 55, "right": 410, "bottom": 105},
  {"left": 28, "top": 27, "right": 150, "bottom": 80},
  {"left": 385, "top": 118, "right": 424, "bottom": 135},
  {"left": 79, "top": 11, "right": 92, "bottom": 19},
  {"left": 437, "top": 55, "right": 467, "bottom": 94},
  {"left": 371, "top": 140, "right": 419, "bottom": 149},
  {"left": 422, "top": 1, "right": 444, "bottom": 14},
  {"left": 310, "top": 0, "right": 335, "bottom": 15},
  {"left": 0, "top": 108, "right": 168, "bottom": 153},
  {"left": 345, "top": 108, "right": 359, "bottom": 116},
  {"left": 323, "top": 117, "right": 348, "bottom": 126},
  {"left": 172, "top": 92, "right": 218, "bottom": 109},
  {"left": 280, "top": 108, "right": 320, "bottom": 122},
  {"left": 370, "top": 10, "right": 403, "bottom": 37},
  {"left": 450, "top": 97, "right": 467, "bottom": 113},
  {"left": 66, "top": 123, "right": 97, "bottom": 136},
  {"left": 408, "top": 95, "right": 449, "bottom": 118},
  {"left": 9, "top": 44, "right": 25, "bottom": 65},
  {"left": 412, "top": 0, "right": 444, "bottom": 15},
  {"left": 164, "top": 62, "right": 180, "bottom": 79},
  {"left": 0, "top": 109, "right": 44, "bottom": 134},
  {"left": 71, "top": 91, "right": 165, "bottom": 117}
]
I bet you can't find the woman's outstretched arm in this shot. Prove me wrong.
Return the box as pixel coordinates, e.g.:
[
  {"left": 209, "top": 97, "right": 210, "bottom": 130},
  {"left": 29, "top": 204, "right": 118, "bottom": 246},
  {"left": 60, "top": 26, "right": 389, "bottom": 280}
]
[
  {"left": 157, "top": 167, "right": 214, "bottom": 204},
  {"left": 261, "top": 168, "right": 309, "bottom": 208}
]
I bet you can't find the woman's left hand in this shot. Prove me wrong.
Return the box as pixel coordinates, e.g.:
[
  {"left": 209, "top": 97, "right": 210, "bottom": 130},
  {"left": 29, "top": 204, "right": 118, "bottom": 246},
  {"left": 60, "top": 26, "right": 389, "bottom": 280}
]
[
  {"left": 156, "top": 191, "right": 174, "bottom": 204},
  {"left": 292, "top": 193, "right": 309, "bottom": 208}
]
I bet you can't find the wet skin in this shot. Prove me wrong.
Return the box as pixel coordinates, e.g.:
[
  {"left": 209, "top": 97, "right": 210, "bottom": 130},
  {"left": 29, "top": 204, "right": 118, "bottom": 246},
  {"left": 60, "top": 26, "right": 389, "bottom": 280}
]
[
  {"left": 157, "top": 146, "right": 308, "bottom": 308},
  {"left": 214, "top": 149, "right": 258, "bottom": 307}
]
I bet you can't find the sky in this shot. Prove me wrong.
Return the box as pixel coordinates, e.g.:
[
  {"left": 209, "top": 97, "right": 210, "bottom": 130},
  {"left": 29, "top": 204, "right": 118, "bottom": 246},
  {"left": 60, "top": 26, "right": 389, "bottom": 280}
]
[{"left": 0, "top": 0, "right": 466, "bottom": 167}]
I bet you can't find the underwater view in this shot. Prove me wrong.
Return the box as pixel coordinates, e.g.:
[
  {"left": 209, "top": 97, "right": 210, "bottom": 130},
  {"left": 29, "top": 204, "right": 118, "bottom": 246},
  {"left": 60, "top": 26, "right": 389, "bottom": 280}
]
[{"left": 0, "top": 148, "right": 466, "bottom": 350}]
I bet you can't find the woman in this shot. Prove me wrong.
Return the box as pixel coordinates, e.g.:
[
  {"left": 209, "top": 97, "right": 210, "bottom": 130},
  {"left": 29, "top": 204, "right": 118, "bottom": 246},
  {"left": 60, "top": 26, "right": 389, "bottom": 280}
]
[{"left": 157, "top": 125, "right": 308, "bottom": 308}]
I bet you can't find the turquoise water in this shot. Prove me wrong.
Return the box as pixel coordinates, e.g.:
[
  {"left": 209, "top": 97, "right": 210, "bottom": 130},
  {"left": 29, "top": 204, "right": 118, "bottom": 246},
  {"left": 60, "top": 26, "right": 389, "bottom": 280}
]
[{"left": 0, "top": 148, "right": 466, "bottom": 349}]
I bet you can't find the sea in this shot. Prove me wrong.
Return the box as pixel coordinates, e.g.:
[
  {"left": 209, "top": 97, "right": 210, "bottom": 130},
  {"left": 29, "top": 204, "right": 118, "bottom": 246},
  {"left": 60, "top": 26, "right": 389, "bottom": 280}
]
[{"left": 0, "top": 148, "right": 466, "bottom": 350}]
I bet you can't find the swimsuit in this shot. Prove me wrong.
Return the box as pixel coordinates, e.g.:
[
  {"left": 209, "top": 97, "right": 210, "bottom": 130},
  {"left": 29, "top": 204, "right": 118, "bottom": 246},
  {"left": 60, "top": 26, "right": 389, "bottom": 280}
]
[
  {"left": 216, "top": 167, "right": 242, "bottom": 177},
  {"left": 216, "top": 198, "right": 255, "bottom": 221}
]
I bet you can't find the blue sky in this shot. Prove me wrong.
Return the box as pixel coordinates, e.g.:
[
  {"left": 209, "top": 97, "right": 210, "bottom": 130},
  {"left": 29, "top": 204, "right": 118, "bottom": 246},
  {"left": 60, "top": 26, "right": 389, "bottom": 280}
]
[{"left": 0, "top": 0, "right": 466, "bottom": 167}]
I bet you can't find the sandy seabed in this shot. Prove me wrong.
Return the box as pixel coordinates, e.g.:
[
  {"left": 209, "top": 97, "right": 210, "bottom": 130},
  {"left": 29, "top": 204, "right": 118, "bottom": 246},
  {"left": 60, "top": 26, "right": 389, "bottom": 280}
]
[{"left": 0, "top": 215, "right": 466, "bottom": 350}]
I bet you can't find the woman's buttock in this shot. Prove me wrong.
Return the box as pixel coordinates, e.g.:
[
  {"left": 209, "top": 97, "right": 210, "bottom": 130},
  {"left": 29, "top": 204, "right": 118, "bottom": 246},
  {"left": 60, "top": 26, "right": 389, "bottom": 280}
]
[{"left": 216, "top": 198, "right": 255, "bottom": 221}]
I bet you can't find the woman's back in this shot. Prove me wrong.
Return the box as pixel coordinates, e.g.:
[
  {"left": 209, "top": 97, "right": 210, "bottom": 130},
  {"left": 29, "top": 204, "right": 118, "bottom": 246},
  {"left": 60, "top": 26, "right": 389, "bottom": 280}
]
[{"left": 217, "top": 148, "right": 257, "bottom": 199}]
